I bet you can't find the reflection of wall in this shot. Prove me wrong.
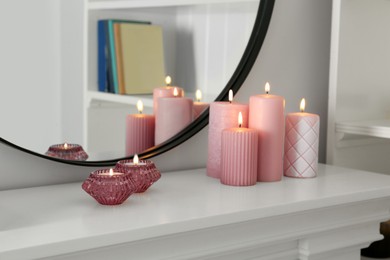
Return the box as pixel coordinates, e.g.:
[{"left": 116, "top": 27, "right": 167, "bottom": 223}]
[{"left": 0, "top": 0, "right": 61, "bottom": 153}]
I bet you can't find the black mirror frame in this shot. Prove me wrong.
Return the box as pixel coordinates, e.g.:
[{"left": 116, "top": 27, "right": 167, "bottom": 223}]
[{"left": 0, "top": 0, "right": 275, "bottom": 167}]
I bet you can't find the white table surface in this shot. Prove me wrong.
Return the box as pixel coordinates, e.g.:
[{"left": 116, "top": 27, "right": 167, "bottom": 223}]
[{"left": 1, "top": 164, "right": 390, "bottom": 259}]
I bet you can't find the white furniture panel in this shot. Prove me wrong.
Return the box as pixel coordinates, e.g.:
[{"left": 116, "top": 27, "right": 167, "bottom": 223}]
[{"left": 1, "top": 164, "right": 390, "bottom": 259}]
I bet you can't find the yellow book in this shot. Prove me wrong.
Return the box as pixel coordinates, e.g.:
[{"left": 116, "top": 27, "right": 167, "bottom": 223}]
[{"left": 119, "top": 23, "right": 165, "bottom": 94}]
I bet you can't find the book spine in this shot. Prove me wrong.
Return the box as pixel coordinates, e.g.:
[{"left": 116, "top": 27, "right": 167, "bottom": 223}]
[
  {"left": 104, "top": 21, "right": 114, "bottom": 93},
  {"left": 97, "top": 20, "right": 108, "bottom": 92}
]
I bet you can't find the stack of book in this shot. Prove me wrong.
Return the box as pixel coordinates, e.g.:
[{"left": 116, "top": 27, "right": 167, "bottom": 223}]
[{"left": 98, "top": 19, "right": 166, "bottom": 95}]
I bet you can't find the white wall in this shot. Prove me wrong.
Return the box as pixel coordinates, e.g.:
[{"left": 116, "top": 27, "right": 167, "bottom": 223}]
[
  {"left": 0, "top": 0, "right": 61, "bottom": 154},
  {"left": 0, "top": 0, "right": 333, "bottom": 190}
]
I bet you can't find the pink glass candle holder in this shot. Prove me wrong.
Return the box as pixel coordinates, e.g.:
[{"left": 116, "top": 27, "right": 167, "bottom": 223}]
[
  {"left": 45, "top": 143, "right": 88, "bottom": 161},
  {"left": 115, "top": 158, "right": 161, "bottom": 193},
  {"left": 82, "top": 169, "right": 137, "bottom": 205}
]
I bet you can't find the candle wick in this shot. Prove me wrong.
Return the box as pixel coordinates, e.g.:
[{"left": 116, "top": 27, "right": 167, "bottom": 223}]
[
  {"left": 239, "top": 124, "right": 242, "bottom": 128},
  {"left": 266, "top": 91, "right": 269, "bottom": 95},
  {"left": 139, "top": 111, "right": 143, "bottom": 114}
]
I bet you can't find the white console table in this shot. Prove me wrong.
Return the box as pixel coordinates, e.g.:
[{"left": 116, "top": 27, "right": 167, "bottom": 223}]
[{"left": 1, "top": 164, "right": 390, "bottom": 260}]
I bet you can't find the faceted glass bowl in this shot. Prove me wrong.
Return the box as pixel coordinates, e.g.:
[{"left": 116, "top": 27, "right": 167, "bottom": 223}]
[
  {"left": 115, "top": 160, "right": 161, "bottom": 193},
  {"left": 82, "top": 168, "right": 137, "bottom": 205},
  {"left": 45, "top": 143, "right": 88, "bottom": 161}
]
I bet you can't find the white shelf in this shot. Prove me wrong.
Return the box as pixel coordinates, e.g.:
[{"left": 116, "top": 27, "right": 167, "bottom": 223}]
[
  {"left": 336, "top": 119, "right": 390, "bottom": 139},
  {"left": 87, "top": 90, "right": 154, "bottom": 107},
  {"left": 88, "top": 0, "right": 257, "bottom": 10}
]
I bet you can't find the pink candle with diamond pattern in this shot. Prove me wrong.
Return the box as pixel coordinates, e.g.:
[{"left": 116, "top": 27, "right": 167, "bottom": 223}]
[
  {"left": 284, "top": 98, "right": 320, "bottom": 178},
  {"left": 153, "top": 76, "right": 184, "bottom": 115},
  {"left": 125, "top": 100, "right": 155, "bottom": 156},
  {"left": 249, "top": 82, "right": 285, "bottom": 182},
  {"left": 221, "top": 112, "right": 258, "bottom": 186},
  {"left": 207, "top": 90, "right": 249, "bottom": 179}
]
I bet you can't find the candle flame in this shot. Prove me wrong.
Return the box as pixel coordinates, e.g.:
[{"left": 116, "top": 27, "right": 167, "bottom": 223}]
[
  {"left": 228, "top": 89, "right": 233, "bottom": 103},
  {"left": 109, "top": 168, "right": 114, "bottom": 176},
  {"left": 137, "top": 100, "right": 143, "bottom": 114},
  {"left": 238, "top": 112, "right": 243, "bottom": 128},
  {"left": 173, "top": 87, "right": 179, "bottom": 97},
  {"left": 300, "top": 98, "right": 306, "bottom": 112},
  {"left": 165, "top": 76, "right": 172, "bottom": 86},
  {"left": 195, "top": 89, "right": 202, "bottom": 102},
  {"left": 134, "top": 154, "right": 139, "bottom": 165},
  {"left": 64, "top": 142, "right": 68, "bottom": 149},
  {"left": 265, "top": 82, "right": 270, "bottom": 94}
]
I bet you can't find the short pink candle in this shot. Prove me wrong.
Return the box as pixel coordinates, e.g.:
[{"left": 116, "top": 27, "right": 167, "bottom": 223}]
[
  {"left": 249, "top": 82, "right": 285, "bottom": 182},
  {"left": 193, "top": 90, "right": 209, "bottom": 119},
  {"left": 207, "top": 90, "right": 249, "bottom": 179},
  {"left": 125, "top": 100, "right": 155, "bottom": 156},
  {"left": 153, "top": 76, "right": 184, "bottom": 115},
  {"left": 284, "top": 98, "right": 320, "bottom": 178},
  {"left": 221, "top": 112, "right": 258, "bottom": 186},
  {"left": 155, "top": 89, "right": 193, "bottom": 145}
]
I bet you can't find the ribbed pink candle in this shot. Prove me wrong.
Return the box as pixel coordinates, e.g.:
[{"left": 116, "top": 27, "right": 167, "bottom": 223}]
[
  {"left": 153, "top": 86, "right": 184, "bottom": 115},
  {"left": 249, "top": 83, "right": 285, "bottom": 182},
  {"left": 193, "top": 102, "right": 209, "bottom": 119},
  {"left": 207, "top": 102, "right": 249, "bottom": 178},
  {"left": 221, "top": 127, "right": 258, "bottom": 186},
  {"left": 284, "top": 99, "right": 320, "bottom": 178},
  {"left": 125, "top": 114, "right": 155, "bottom": 156},
  {"left": 155, "top": 96, "right": 193, "bottom": 145}
]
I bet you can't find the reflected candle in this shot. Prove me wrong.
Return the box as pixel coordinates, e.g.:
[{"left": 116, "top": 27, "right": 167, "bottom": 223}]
[
  {"left": 125, "top": 100, "right": 155, "bottom": 156},
  {"left": 193, "top": 89, "right": 209, "bottom": 119},
  {"left": 207, "top": 90, "right": 249, "bottom": 179},
  {"left": 153, "top": 76, "right": 184, "bottom": 115},
  {"left": 284, "top": 98, "right": 320, "bottom": 178},
  {"left": 155, "top": 87, "right": 193, "bottom": 145},
  {"left": 45, "top": 142, "right": 88, "bottom": 161},
  {"left": 249, "top": 82, "right": 285, "bottom": 182},
  {"left": 221, "top": 112, "right": 258, "bottom": 186}
]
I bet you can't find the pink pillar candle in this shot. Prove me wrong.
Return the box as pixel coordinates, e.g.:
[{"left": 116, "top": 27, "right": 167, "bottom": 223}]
[
  {"left": 284, "top": 99, "right": 320, "bottom": 178},
  {"left": 249, "top": 83, "right": 285, "bottom": 182},
  {"left": 155, "top": 96, "right": 193, "bottom": 145},
  {"left": 221, "top": 124, "right": 258, "bottom": 186},
  {"left": 207, "top": 99, "right": 249, "bottom": 179},
  {"left": 153, "top": 86, "right": 184, "bottom": 115},
  {"left": 125, "top": 114, "right": 155, "bottom": 157}
]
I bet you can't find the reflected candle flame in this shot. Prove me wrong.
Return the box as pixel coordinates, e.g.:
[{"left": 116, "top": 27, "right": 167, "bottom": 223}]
[
  {"left": 137, "top": 100, "right": 143, "bottom": 114},
  {"left": 195, "top": 89, "right": 202, "bottom": 102},
  {"left": 165, "top": 76, "right": 172, "bottom": 86},
  {"left": 265, "top": 82, "right": 270, "bottom": 94},
  {"left": 300, "top": 98, "right": 306, "bottom": 112},
  {"left": 173, "top": 87, "right": 179, "bottom": 97},
  {"left": 228, "top": 89, "right": 233, "bottom": 103},
  {"left": 64, "top": 142, "right": 68, "bottom": 149}
]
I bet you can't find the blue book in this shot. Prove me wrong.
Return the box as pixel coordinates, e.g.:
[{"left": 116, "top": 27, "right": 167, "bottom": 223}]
[{"left": 99, "top": 19, "right": 151, "bottom": 94}]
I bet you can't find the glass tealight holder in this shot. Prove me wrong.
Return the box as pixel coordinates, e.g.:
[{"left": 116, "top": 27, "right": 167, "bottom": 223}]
[
  {"left": 82, "top": 168, "right": 137, "bottom": 205},
  {"left": 115, "top": 159, "right": 161, "bottom": 193},
  {"left": 45, "top": 143, "right": 88, "bottom": 161}
]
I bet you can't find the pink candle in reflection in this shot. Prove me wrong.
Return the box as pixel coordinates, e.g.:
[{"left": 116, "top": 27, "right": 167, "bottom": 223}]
[
  {"left": 249, "top": 82, "right": 285, "bottom": 182},
  {"left": 284, "top": 98, "right": 320, "bottom": 178},
  {"left": 193, "top": 89, "right": 209, "bottom": 119},
  {"left": 221, "top": 112, "right": 258, "bottom": 186},
  {"left": 207, "top": 90, "right": 249, "bottom": 179},
  {"left": 125, "top": 100, "right": 155, "bottom": 156},
  {"left": 155, "top": 88, "right": 193, "bottom": 145},
  {"left": 153, "top": 76, "right": 184, "bottom": 115}
]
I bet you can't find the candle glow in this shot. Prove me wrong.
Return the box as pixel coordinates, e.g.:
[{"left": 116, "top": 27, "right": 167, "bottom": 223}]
[
  {"left": 134, "top": 154, "right": 139, "bottom": 165},
  {"left": 228, "top": 89, "right": 233, "bottom": 103},
  {"left": 300, "top": 98, "right": 306, "bottom": 112},
  {"left": 238, "top": 112, "right": 243, "bottom": 128},
  {"left": 265, "top": 82, "right": 270, "bottom": 94},
  {"left": 195, "top": 89, "right": 202, "bottom": 102},
  {"left": 137, "top": 100, "right": 143, "bottom": 114},
  {"left": 173, "top": 87, "right": 179, "bottom": 97},
  {"left": 64, "top": 142, "right": 68, "bottom": 149},
  {"left": 165, "top": 76, "right": 172, "bottom": 86}
]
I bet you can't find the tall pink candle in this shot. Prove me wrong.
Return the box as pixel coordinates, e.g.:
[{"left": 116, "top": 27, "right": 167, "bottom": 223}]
[
  {"left": 155, "top": 90, "right": 193, "bottom": 145},
  {"left": 125, "top": 100, "right": 155, "bottom": 156},
  {"left": 221, "top": 112, "right": 258, "bottom": 186},
  {"left": 284, "top": 98, "right": 320, "bottom": 178},
  {"left": 207, "top": 90, "right": 249, "bottom": 179},
  {"left": 249, "top": 82, "right": 285, "bottom": 182},
  {"left": 153, "top": 76, "right": 184, "bottom": 115}
]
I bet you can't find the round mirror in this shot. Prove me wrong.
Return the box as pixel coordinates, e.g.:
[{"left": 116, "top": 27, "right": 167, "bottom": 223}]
[{"left": 0, "top": 0, "right": 274, "bottom": 166}]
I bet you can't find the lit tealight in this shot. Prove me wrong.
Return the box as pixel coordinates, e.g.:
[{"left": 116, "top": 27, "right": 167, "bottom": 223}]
[
  {"left": 300, "top": 98, "right": 306, "bottom": 112},
  {"left": 137, "top": 100, "right": 144, "bottom": 114},
  {"left": 265, "top": 82, "right": 270, "bottom": 94},
  {"left": 195, "top": 89, "right": 202, "bottom": 102}
]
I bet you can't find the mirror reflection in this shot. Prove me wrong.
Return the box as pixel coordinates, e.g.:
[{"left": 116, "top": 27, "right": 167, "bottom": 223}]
[{"left": 0, "top": 0, "right": 259, "bottom": 161}]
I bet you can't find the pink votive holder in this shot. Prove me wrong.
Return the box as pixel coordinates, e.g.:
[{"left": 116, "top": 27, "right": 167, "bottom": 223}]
[
  {"left": 82, "top": 168, "right": 137, "bottom": 205},
  {"left": 115, "top": 159, "right": 161, "bottom": 193},
  {"left": 45, "top": 143, "right": 88, "bottom": 161}
]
